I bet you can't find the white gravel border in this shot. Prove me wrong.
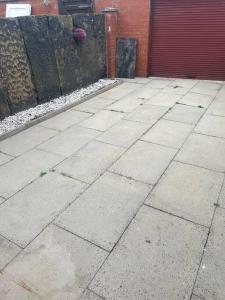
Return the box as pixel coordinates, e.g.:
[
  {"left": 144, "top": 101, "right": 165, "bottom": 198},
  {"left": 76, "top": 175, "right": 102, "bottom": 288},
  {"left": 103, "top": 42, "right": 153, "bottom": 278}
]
[{"left": 0, "top": 79, "right": 119, "bottom": 137}]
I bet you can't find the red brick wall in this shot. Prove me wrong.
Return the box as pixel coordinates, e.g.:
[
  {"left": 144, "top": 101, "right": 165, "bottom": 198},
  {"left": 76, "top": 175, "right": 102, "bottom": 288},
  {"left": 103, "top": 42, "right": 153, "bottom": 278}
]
[
  {"left": 94, "top": 0, "right": 151, "bottom": 77},
  {"left": 0, "top": 0, "right": 59, "bottom": 17}
]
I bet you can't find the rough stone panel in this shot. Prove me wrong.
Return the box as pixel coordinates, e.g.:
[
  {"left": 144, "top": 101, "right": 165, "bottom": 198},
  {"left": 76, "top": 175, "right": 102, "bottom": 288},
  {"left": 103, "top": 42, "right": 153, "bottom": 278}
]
[
  {"left": 0, "top": 18, "right": 37, "bottom": 114},
  {"left": 73, "top": 14, "right": 106, "bottom": 86},
  {"left": 48, "top": 15, "right": 81, "bottom": 94},
  {"left": 0, "top": 86, "right": 10, "bottom": 120},
  {"left": 19, "top": 16, "right": 61, "bottom": 103},
  {"left": 116, "top": 38, "right": 137, "bottom": 78}
]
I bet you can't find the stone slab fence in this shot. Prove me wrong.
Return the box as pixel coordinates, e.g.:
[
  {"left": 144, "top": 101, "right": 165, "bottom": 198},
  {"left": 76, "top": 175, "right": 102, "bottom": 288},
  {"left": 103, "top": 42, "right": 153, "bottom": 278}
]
[{"left": 0, "top": 13, "right": 107, "bottom": 120}]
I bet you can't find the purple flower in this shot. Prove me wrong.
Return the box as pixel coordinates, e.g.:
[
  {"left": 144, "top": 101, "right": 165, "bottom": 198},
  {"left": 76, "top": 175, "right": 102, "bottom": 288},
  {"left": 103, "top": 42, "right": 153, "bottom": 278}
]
[{"left": 73, "top": 28, "right": 87, "bottom": 42}]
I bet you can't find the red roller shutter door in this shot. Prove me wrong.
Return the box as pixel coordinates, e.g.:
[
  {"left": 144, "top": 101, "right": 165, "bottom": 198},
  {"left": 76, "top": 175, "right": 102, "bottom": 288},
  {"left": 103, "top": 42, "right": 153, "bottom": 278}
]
[{"left": 150, "top": 0, "right": 225, "bottom": 80}]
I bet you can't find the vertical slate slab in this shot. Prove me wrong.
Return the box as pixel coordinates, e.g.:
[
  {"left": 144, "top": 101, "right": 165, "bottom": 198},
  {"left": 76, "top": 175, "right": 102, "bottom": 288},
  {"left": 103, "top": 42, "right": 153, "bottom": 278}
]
[
  {"left": 0, "top": 18, "right": 37, "bottom": 114},
  {"left": 19, "top": 16, "right": 61, "bottom": 103},
  {"left": 48, "top": 15, "right": 80, "bottom": 95},
  {"left": 93, "top": 14, "right": 107, "bottom": 80},
  {"left": 73, "top": 14, "right": 96, "bottom": 86},
  {"left": 0, "top": 86, "right": 10, "bottom": 120},
  {"left": 116, "top": 38, "right": 137, "bottom": 78}
]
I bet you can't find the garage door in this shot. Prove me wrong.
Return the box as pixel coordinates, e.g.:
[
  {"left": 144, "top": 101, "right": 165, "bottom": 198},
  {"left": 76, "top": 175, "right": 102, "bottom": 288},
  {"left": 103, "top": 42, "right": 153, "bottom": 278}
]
[{"left": 150, "top": 0, "right": 225, "bottom": 80}]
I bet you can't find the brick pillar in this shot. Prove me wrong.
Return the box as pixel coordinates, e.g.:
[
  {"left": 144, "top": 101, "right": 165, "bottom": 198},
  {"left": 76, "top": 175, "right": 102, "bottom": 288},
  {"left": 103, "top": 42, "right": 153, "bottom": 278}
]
[{"left": 100, "top": 8, "right": 118, "bottom": 78}]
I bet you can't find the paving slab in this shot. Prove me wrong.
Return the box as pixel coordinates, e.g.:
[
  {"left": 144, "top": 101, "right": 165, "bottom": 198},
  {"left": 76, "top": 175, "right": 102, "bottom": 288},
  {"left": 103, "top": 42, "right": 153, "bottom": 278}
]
[
  {"left": 218, "top": 181, "right": 225, "bottom": 208},
  {"left": 146, "top": 79, "right": 172, "bottom": 89},
  {"left": 73, "top": 96, "right": 115, "bottom": 114},
  {"left": 194, "top": 208, "right": 225, "bottom": 300},
  {"left": 2, "top": 224, "right": 107, "bottom": 300},
  {"left": 164, "top": 104, "right": 205, "bottom": 125},
  {"left": 56, "top": 172, "right": 151, "bottom": 251},
  {"left": 191, "top": 81, "right": 221, "bottom": 97},
  {"left": 110, "top": 141, "right": 176, "bottom": 184},
  {"left": 169, "top": 78, "right": 198, "bottom": 89},
  {"left": 0, "top": 172, "right": 87, "bottom": 247},
  {"left": 0, "top": 236, "right": 20, "bottom": 270},
  {"left": 0, "top": 153, "right": 12, "bottom": 166},
  {"left": 107, "top": 97, "right": 145, "bottom": 113},
  {"left": 146, "top": 92, "right": 182, "bottom": 107},
  {"left": 79, "top": 290, "right": 103, "bottom": 300},
  {"left": 146, "top": 162, "right": 223, "bottom": 226},
  {"left": 191, "top": 295, "right": 203, "bottom": 300},
  {"left": 56, "top": 141, "right": 124, "bottom": 184},
  {"left": 38, "top": 125, "right": 100, "bottom": 157},
  {"left": 0, "top": 197, "right": 5, "bottom": 205},
  {"left": 0, "top": 125, "right": 57, "bottom": 156},
  {"left": 129, "top": 86, "right": 161, "bottom": 100},
  {"left": 90, "top": 206, "right": 207, "bottom": 300},
  {"left": 98, "top": 83, "right": 141, "bottom": 100},
  {"left": 0, "top": 273, "right": 40, "bottom": 300},
  {"left": 125, "top": 104, "right": 168, "bottom": 125},
  {"left": 122, "top": 77, "right": 151, "bottom": 84},
  {"left": 142, "top": 119, "right": 193, "bottom": 149},
  {"left": 179, "top": 92, "right": 213, "bottom": 108},
  {"left": 162, "top": 85, "right": 190, "bottom": 95},
  {"left": 0, "top": 149, "right": 63, "bottom": 198},
  {"left": 195, "top": 114, "right": 225, "bottom": 139},
  {"left": 176, "top": 133, "right": 225, "bottom": 172},
  {"left": 207, "top": 97, "right": 225, "bottom": 117},
  {"left": 80, "top": 110, "right": 124, "bottom": 132},
  {"left": 96, "top": 119, "right": 149, "bottom": 148},
  {"left": 40, "top": 110, "right": 92, "bottom": 131}
]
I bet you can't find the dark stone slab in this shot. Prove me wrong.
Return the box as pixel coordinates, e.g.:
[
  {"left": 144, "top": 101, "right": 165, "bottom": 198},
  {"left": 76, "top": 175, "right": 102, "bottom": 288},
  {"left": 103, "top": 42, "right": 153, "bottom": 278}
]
[
  {"left": 116, "top": 38, "right": 137, "bottom": 78},
  {"left": 48, "top": 15, "right": 81, "bottom": 95},
  {"left": 0, "top": 86, "right": 10, "bottom": 120},
  {"left": 0, "top": 18, "right": 37, "bottom": 114},
  {"left": 93, "top": 14, "right": 107, "bottom": 80},
  {"left": 19, "top": 16, "right": 61, "bottom": 103}
]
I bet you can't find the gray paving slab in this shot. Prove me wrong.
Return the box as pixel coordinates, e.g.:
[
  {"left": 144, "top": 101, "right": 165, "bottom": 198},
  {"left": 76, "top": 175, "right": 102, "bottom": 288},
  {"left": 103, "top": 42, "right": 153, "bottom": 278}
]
[
  {"left": 0, "top": 197, "right": 5, "bottom": 205},
  {"left": 56, "top": 172, "right": 151, "bottom": 251},
  {"left": 0, "top": 149, "right": 63, "bottom": 198},
  {"left": 161, "top": 85, "right": 190, "bottom": 95},
  {"left": 80, "top": 110, "right": 125, "bottom": 132},
  {"left": 0, "top": 172, "right": 87, "bottom": 247},
  {"left": 176, "top": 133, "right": 225, "bottom": 172},
  {"left": 122, "top": 77, "right": 151, "bottom": 84},
  {"left": 145, "top": 92, "right": 182, "bottom": 107},
  {"left": 110, "top": 140, "right": 176, "bottom": 184},
  {"left": 125, "top": 104, "right": 168, "bottom": 125},
  {"left": 195, "top": 114, "right": 225, "bottom": 139},
  {"left": 146, "top": 79, "right": 172, "bottom": 89},
  {"left": 169, "top": 78, "right": 198, "bottom": 89},
  {"left": 40, "top": 110, "right": 92, "bottom": 131},
  {"left": 56, "top": 141, "right": 124, "bottom": 184},
  {"left": 191, "top": 81, "right": 221, "bottom": 97},
  {"left": 179, "top": 92, "right": 213, "bottom": 108},
  {"left": 2, "top": 224, "right": 107, "bottom": 300},
  {"left": 194, "top": 208, "right": 225, "bottom": 300},
  {"left": 90, "top": 206, "right": 207, "bottom": 300},
  {"left": 79, "top": 290, "right": 103, "bottom": 300},
  {"left": 98, "top": 83, "right": 142, "bottom": 100},
  {"left": 207, "top": 98, "right": 225, "bottom": 117},
  {"left": 107, "top": 97, "right": 145, "bottom": 113},
  {"left": 96, "top": 120, "right": 149, "bottom": 148},
  {"left": 164, "top": 104, "right": 205, "bottom": 125},
  {"left": 218, "top": 181, "right": 225, "bottom": 208},
  {"left": 73, "top": 96, "right": 116, "bottom": 114},
  {"left": 129, "top": 86, "right": 161, "bottom": 100},
  {"left": 0, "top": 273, "right": 40, "bottom": 300},
  {"left": 0, "top": 153, "right": 12, "bottom": 166},
  {"left": 146, "top": 162, "right": 224, "bottom": 226},
  {"left": 142, "top": 119, "right": 193, "bottom": 149},
  {"left": 0, "top": 236, "right": 20, "bottom": 270},
  {"left": 191, "top": 295, "right": 203, "bottom": 300},
  {"left": 0, "top": 125, "right": 57, "bottom": 157},
  {"left": 38, "top": 125, "right": 100, "bottom": 157}
]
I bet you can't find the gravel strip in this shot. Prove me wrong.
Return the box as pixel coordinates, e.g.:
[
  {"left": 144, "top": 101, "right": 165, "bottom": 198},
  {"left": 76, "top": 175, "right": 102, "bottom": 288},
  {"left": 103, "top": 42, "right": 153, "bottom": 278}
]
[{"left": 0, "top": 79, "right": 118, "bottom": 136}]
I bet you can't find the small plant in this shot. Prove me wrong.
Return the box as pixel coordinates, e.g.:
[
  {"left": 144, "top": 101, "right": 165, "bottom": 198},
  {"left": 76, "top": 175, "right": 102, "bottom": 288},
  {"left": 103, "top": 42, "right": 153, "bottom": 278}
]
[{"left": 73, "top": 28, "right": 87, "bottom": 43}]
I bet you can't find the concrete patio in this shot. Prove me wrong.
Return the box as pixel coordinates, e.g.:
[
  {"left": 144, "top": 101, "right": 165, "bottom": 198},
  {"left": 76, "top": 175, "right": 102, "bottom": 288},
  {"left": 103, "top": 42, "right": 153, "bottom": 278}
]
[{"left": 0, "top": 77, "right": 225, "bottom": 300}]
